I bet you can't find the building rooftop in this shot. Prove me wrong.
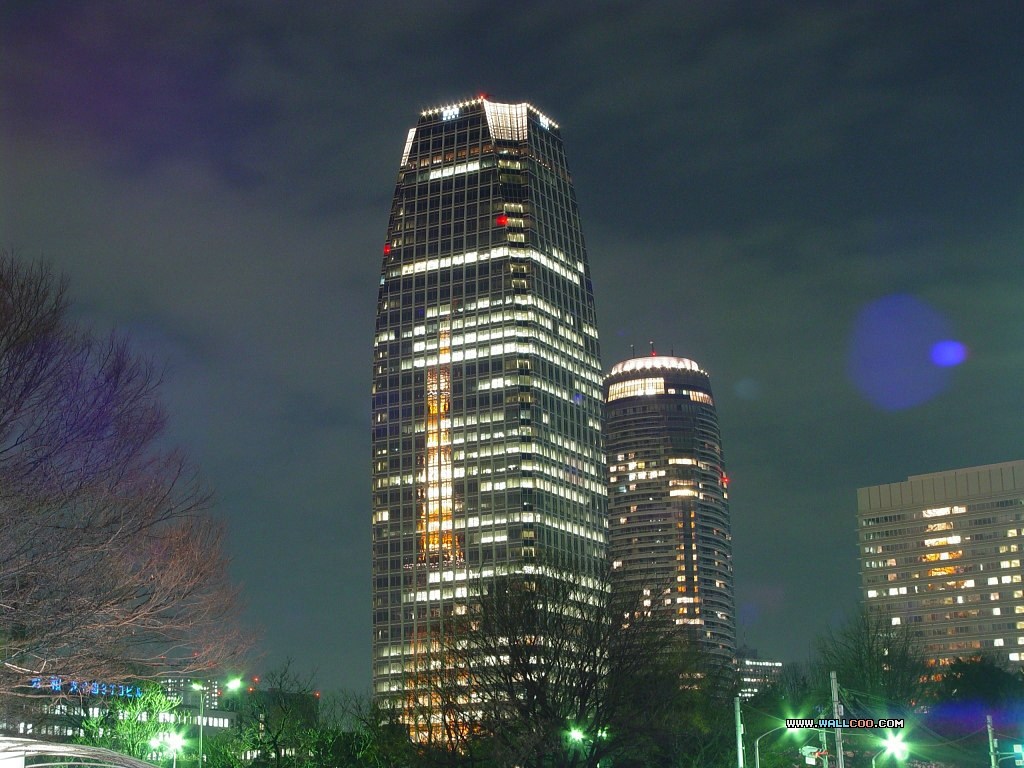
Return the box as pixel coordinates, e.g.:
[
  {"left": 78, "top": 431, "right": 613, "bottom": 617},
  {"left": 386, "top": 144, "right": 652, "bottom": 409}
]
[{"left": 608, "top": 355, "right": 706, "bottom": 377}]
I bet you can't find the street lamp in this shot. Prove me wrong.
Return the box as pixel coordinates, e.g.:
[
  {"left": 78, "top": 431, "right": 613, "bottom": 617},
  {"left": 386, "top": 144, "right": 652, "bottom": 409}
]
[
  {"left": 871, "top": 733, "right": 908, "bottom": 768},
  {"left": 566, "top": 723, "right": 609, "bottom": 763},
  {"left": 567, "top": 725, "right": 609, "bottom": 743},
  {"left": 150, "top": 732, "right": 185, "bottom": 768},
  {"left": 192, "top": 678, "right": 242, "bottom": 767},
  {"left": 754, "top": 725, "right": 798, "bottom": 768}
]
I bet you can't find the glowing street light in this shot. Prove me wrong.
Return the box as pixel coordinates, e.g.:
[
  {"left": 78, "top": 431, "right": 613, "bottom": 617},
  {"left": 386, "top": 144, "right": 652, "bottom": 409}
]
[
  {"left": 150, "top": 732, "right": 185, "bottom": 768},
  {"left": 871, "top": 733, "right": 908, "bottom": 768},
  {"left": 191, "top": 678, "right": 242, "bottom": 767}
]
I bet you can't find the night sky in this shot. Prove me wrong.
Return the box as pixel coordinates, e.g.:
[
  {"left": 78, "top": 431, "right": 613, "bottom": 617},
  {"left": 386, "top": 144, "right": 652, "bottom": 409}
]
[{"left": 3, "top": 1, "right": 1023, "bottom": 693}]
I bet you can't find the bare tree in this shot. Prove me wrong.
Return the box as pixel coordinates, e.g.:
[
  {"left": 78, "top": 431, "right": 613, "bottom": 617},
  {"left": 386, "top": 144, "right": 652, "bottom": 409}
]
[
  {"left": 346, "top": 695, "right": 419, "bottom": 768},
  {"left": 232, "top": 664, "right": 320, "bottom": 768},
  {"left": 0, "top": 251, "right": 247, "bottom": 696},
  {"left": 433, "top": 567, "right": 720, "bottom": 768},
  {"left": 813, "top": 608, "right": 926, "bottom": 716}
]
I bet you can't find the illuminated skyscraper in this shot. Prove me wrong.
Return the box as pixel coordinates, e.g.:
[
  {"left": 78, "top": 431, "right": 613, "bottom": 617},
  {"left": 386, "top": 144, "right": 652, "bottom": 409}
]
[
  {"left": 371, "top": 97, "right": 605, "bottom": 734},
  {"left": 604, "top": 356, "right": 735, "bottom": 662}
]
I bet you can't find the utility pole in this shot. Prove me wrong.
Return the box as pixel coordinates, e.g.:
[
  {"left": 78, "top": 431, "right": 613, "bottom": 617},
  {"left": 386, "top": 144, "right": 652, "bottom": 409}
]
[
  {"left": 831, "top": 671, "right": 845, "bottom": 768},
  {"left": 735, "top": 696, "right": 745, "bottom": 768}
]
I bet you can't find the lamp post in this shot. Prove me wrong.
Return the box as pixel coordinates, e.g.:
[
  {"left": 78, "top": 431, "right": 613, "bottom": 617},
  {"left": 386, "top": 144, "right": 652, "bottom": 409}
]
[
  {"left": 150, "top": 732, "right": 184, "bottom": 768},
  {"left": 190, "top": 683, "right": 206, "bottom": 768},
  {"left": 192, "top": 678, "right": 242, "bottom": 767},
  {"left": 871, "top": 734, "right": 908, "bottom": 768},
  {"left": 754, "top": 725, "right": 796, "bottom": 768}
]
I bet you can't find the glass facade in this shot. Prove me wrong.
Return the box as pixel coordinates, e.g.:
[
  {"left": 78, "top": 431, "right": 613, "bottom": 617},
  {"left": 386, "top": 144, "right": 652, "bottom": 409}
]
[
  {"left": 371, "top": 98, "right": 605, "bottom": 734},
  {"left": 604, "top": 356, "right": 736, "bottom": 663},
  {"left": 858, "top": 460, "right": 1024, "bottom": 667}
]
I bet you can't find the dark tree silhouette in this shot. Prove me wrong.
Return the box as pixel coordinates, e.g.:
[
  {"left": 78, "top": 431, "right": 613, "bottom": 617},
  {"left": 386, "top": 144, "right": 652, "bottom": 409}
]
[
  {"left": 429, "top": 567, "right": 732, "bottom": 768},
  {"left": 925, "top": 654, "right": 1024, "bottom": 738},
  {"left": 813, "top": 609, "right": 926, "bottom": 716},
  {"left": 932, "top": 655, "right": 1024, "bottom": 706}
]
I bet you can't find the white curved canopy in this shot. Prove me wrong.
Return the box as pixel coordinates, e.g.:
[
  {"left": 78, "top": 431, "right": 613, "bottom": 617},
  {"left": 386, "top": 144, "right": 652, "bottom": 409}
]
[
  {"left": 608, "top": 355, "right": 704, "bottom": 376},
  {"left": 0, "top": 737, "right": 155, "bottom": 768}
]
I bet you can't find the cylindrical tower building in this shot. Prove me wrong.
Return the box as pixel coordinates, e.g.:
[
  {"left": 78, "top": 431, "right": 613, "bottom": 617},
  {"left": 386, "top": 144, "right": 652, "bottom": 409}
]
[{"left": 604, "top": 355, "right": 735, "bottom": 663}]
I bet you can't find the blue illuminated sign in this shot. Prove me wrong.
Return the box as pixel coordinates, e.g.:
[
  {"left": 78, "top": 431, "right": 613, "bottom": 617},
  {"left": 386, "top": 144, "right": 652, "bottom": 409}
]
[{"left": 29, "top": 676, "right": 143, "bottom": 698}]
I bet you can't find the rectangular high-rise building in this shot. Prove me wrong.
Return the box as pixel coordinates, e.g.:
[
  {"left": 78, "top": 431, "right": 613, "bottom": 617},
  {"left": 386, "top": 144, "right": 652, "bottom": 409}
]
[
  {"left": 858, "top": 460, "right": 1024, "bottom": 668},
  {"left": 370, "top": 97, "right": 605, "bottom": 736}
]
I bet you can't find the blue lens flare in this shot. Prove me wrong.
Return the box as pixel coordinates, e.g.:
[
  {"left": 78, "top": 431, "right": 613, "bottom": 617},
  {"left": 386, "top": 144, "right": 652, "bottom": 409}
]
[
  {"left": 848, "top": 294, "right": 964, "bottom": 411},
  {"left": 930, "top": 339, "right": 968, "bottom": 367}
]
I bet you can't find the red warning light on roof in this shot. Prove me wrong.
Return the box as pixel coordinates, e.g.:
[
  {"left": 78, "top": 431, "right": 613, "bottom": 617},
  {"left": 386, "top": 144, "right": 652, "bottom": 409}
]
[{"left": 495, "top": 215, "right": 509, "bottom": 226}]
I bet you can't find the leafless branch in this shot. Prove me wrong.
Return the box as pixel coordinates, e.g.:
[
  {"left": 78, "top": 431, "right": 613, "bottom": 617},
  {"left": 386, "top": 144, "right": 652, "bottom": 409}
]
[
  {"left": 430, "top": 563, "right": 714, "bottom": 768},
  {"left": 0, "top": 250, "right": 249, "bottom": 696}
]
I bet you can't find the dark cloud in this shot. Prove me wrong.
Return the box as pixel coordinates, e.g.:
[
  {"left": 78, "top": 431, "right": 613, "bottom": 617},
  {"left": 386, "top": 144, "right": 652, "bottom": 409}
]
[{"left": 2, "top": 0, "right": 1023, "bottom": 690}]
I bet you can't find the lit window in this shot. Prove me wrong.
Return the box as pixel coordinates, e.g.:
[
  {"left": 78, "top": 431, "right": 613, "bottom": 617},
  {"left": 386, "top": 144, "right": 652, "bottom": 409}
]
[{"left": 608, "top": 377, "right": 666, "bottom": 401}]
